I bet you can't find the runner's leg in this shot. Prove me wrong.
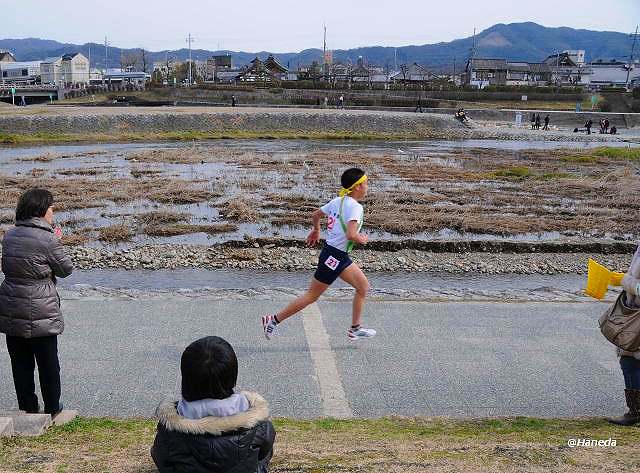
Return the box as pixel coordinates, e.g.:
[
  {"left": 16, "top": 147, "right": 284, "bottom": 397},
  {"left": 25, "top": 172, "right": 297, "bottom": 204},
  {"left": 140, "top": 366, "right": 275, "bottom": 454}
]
[
  {"left": 339, "top": 263, "right": 369, "bottom": 327},
  {"left": 276, "top": 278, "right": 330, "bottom": 323}
]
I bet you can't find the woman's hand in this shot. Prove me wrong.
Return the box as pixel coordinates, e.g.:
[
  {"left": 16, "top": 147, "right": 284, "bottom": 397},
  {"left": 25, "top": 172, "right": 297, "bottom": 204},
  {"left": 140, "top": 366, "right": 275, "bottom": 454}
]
[
  {"left": 54, "top": 226, "right": 62, "bottom": 238},
  {"left": 306, "top": 228, "right": 320, "bottom": 247}
]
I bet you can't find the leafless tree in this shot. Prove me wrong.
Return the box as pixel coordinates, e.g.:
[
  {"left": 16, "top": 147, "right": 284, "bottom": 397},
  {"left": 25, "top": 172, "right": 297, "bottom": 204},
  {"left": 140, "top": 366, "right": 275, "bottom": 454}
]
[
  {"left": 140, "top": 48, "right": 149, "bottom": 73},
  {"left": 120, "top": 51, "right": 139, "bottom": 71}
]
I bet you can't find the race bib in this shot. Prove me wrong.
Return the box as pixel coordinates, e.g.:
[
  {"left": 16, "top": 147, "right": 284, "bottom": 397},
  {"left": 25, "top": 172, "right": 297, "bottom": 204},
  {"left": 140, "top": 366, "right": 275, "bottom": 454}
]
[{"left": 324, "top": 255, "right": 340, "bottom": 271}]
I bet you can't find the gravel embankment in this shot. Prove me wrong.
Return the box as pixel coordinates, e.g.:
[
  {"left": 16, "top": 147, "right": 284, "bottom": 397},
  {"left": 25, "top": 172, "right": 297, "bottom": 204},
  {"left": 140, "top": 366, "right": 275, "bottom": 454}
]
[{"left": 67, "top": 244, "right": 634, "bottom": 274}]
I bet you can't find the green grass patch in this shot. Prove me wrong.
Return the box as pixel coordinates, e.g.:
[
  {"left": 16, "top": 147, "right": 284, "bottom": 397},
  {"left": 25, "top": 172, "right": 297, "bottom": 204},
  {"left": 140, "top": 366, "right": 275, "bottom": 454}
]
[
  {"left": 590, "top": 146, "right": 640, "bottom": 161},
  {"left": 561, "top": 155, "right": 599, "bottom": 164},
  {"left": 489, "top": 166, "right": 574, "bottom": 181},
  {"left": 490, "top": 166, "right": 534, "bottom": 179}
]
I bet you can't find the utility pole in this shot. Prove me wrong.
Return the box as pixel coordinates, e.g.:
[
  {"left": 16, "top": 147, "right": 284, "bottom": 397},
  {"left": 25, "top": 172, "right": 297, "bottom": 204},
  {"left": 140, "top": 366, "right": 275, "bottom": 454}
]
[
  {"left": 453, "top": 55, "right": 456, "bottom": 84},
  {"left": 469, "top": 28, "right": 476, "bottom": 86},
  {"left": 626, "top": 25, "right": 639, "bottom": 90},
  {"left": 103, "top": 36, "right": 108, "bottom": 85},
  {"left": 323, "top": 24, "right": 327, "bottom": 79},
  {"left": 186, "top": 33, "right": 194, "bottom": 86}
]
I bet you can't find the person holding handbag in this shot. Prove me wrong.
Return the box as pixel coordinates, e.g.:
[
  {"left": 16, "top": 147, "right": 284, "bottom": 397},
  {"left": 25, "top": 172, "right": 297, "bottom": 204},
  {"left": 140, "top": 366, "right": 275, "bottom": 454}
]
[
  {"left": 0, "top": 188, "right": 73, "bottom": 416},
  {"left": 607, "top": 245, "right": 640, "bottom": 426}
]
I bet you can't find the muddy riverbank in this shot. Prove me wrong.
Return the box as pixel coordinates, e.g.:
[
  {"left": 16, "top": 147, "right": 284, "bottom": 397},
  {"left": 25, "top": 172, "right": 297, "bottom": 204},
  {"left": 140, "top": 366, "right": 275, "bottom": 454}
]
[{"left": 1, "top": 140, "right": 639, "bottom": 247}]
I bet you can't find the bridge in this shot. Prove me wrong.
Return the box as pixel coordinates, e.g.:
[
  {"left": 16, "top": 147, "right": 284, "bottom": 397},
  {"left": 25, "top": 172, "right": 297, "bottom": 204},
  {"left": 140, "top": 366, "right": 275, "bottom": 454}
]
[{"left": 0, "top": 84, "right": 61, "bottom": 105}]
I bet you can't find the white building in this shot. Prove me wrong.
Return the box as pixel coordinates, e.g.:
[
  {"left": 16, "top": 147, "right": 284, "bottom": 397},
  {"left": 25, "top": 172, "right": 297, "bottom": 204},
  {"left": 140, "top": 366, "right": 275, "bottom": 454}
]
[
  {"left": 40, "top": 53, "right": 89, "bottom": 85},
  {"left": 563, "top": 50, "right": 586, "bottom": 65}
]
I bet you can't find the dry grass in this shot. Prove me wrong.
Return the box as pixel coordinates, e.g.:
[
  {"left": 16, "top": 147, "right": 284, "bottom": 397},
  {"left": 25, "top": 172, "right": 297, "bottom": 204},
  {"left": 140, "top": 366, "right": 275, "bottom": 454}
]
[
  {"left": 98, "top": 224, "right": 133, "bottom": 243},
  {"left": 218, "top": 198, "right": 259, "bottom": 222},
  {"left": 136, "top": 211, "right": 190, "bottom": 226},
  {"left": 61, "top": 232, "right": 90, "bottom": 246},
  {"left": 130, "top": 168, "right": 163, "bottom": 179},
  {"left": 144, "top": 223, "right": 237, "bottom": 237},
  {"left": 149, "top": 186, "right": 220, "bottom": 205},
  {"left": 3, "top": 145, "right": 640, "bottom": 241},
  {"left": 1, "top": 417, "right": 639, "bottom": 473},
  {"left": 56, "top": 168, "right": 104, "bottom": 176}
]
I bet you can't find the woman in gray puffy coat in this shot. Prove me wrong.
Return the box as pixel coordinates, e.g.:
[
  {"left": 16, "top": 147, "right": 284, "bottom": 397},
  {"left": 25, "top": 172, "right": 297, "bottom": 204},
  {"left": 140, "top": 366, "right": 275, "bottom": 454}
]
[
  {"left": 0, "top": 189, "right": 73, "bottom": 416},
  {"left": 607, "top": 245, "right": 640, "bottom": 426}
]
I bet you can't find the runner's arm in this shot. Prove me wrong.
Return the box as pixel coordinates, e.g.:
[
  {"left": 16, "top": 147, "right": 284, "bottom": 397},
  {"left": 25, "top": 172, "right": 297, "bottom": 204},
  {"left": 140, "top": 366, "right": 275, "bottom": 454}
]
[
  {"left": 346, "top": 220, "right": 368, "bottom": 245},
  {"left": 306, "top": 209, "right": 324, "bottom": 246}
]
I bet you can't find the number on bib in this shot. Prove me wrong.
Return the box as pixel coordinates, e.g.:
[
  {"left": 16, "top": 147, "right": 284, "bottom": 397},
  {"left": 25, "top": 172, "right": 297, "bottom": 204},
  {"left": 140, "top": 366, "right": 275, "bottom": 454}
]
[{"left": 324, "top": 255, "right": 340, "bottom": 271}]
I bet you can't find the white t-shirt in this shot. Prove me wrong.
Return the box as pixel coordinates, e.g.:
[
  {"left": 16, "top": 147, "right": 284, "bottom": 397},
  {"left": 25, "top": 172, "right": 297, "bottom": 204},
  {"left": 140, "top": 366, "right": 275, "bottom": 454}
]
[{"left": 320, "top": 196, "right": 364, "bottom": 252}]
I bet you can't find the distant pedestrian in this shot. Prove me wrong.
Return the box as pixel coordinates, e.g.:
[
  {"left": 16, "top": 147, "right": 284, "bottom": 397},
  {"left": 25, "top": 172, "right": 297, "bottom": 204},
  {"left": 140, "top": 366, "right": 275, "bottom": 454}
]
[
  {"left": 543, "top": 114, "right": 550, "bottom": 130},
  {"left": 0, "top": 189, "right": 73, "bottom": 417},
  {"left": 231, "top": 95, "right": 237, "bottom": 107},
  {"left": 323, "top": 96, "right": 328, "bottom": 108},
  {"left": 610, "top": 126, "right": 617, "bottom": 135},
  {"left": 415, "top": 97, "right": 423, "bottom": 113},
  {"left": 599, "top": 119, "right": 605, "bottom": 134},
  {"left": 585, "top": 119, "right": 593, "bottom": 135},
  {"left": 337, "top": 95, "right": 344, "bottom": 109},
  {"left": 604, "top": 118, "right": 610, "bottom": 133},
  {"left": 530, "top": 112, "right": 536, "bottom": 129},
  {"left": 535, "top": 114, "right": 541, "bottom": 130}
]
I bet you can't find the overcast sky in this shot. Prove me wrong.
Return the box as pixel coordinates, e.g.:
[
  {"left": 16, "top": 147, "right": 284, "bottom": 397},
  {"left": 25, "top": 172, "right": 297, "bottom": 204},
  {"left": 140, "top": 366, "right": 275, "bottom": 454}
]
[{"left": 3, "top": 0, "right": 639, "bottom": 52}]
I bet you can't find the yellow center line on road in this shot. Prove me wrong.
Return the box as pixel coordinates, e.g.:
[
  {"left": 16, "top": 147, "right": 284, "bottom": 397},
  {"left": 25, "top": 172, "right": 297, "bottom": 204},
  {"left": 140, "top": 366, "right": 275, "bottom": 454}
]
[{"left": 301, "top": 303, "right": 353, "bottom": 419}]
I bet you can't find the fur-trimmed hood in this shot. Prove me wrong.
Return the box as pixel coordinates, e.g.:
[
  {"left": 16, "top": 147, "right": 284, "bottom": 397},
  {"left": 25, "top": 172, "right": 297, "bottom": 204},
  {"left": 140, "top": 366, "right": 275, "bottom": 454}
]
[{"left": 156, "top": 391, "right": 270, "bottom": 435}]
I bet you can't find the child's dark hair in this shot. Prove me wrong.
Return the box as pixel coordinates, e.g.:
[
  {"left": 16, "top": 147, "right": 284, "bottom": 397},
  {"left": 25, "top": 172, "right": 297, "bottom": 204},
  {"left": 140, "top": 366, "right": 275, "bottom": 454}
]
[
  {"left": 16, "top": 188, "right": 54, "bottom": 222},
  {"left": 181, "top": 336, "right": 238, "bottom": 401},
  {"left": 341, "top": 168, "right": 365, "bottom": 189}
]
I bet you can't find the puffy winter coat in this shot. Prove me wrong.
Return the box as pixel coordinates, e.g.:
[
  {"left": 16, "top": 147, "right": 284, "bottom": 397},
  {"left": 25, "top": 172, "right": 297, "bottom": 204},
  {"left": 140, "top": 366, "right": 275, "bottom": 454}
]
[
  {"left": 151, "top": 391, "right": 276, "bottom": 473},
  {"left": 0, "top": 218, "right": 73, "bottom": 338},
  {"left": 619, "top": 245, "right": 640, "bottom": 359},
  {"left": 623, "top": 245, "right": 640, "bottom": 309}
]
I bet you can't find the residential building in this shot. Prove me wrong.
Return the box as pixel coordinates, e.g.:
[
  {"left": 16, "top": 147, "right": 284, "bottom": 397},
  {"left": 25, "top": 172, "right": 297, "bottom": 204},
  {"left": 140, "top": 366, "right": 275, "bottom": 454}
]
[
  {"left": 40, "top": 57, "right": 62, "bottom": 84},
  {"left": 463, "top": 58, "right": 508, "bottom": 87},
  {"left": 590, "top": 59, "right": 640, "bottom": 88},
  {"left": 206, "top": 55, "right": 232, "bottom": 81},
  {"left": 0, "top": 60, "right": 42, "bottom": 84},
  {"left": 391, "top": 62, "right": 437, "bottom": 84},
  {"left": 464, "top": 52, "right": 587, "bottom": 88},
  {"left": 542, "top": 52, "right": 590, "bottom": 85},
  {"left": 237, "top": 55, "right": 288, "bottom": 82},
  {"left": 0, "top": 51, "right": 16, "bottom": 63}
]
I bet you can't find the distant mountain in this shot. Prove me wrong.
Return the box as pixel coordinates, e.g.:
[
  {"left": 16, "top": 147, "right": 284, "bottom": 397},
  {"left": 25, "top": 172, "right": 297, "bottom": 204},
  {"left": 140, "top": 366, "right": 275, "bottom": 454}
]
[{"left": 0, "top": 22, "right": 632, "bottom": 72}]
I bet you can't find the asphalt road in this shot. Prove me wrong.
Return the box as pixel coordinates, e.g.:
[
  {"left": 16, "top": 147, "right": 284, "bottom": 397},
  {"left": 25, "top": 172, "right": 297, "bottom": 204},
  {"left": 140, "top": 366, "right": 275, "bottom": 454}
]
[{"left": 0, "top": 297, "right": 625, "bottom": 419}]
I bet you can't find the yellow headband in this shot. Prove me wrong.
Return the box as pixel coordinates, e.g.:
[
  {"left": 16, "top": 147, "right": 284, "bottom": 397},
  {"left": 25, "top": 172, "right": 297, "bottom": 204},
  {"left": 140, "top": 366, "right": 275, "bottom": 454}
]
[{"left": 339, "top": 174, "right": 368, "bottom": 197}]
